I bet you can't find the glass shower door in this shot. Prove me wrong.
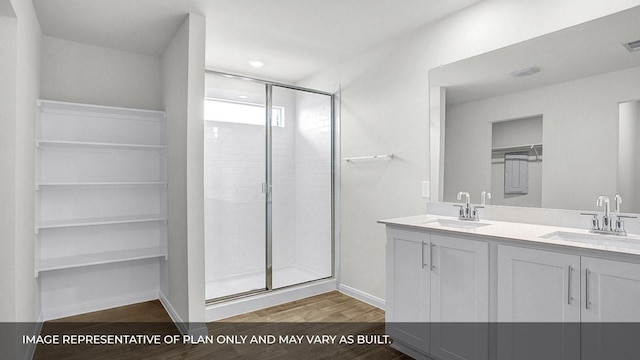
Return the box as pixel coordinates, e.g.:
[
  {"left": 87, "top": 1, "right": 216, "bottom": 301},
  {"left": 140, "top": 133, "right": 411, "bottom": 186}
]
[
  {"left": 204, "top": 73, "right": 266, "bottom": 300},
  {"left": 270, "top": 86, "right": 333, "bottom": 289}
]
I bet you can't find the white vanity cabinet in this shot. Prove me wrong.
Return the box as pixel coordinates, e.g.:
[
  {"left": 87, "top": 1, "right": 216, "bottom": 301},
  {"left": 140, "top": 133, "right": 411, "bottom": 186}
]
[
  {"left": 497, "top": 245, "right": 581, "bottom": 360},
  {"left": 385, "top": 228, "right": 430, "bottom": 355},
  {"left": 497, "top": 246, "right": 640, "bottom": 360},
  {"left": 386, "top": 227, "right": 489, "bottom": 360},
  {"left": 384, "top": 216, "right": 640, "bottom": 360},
  {"left": 581, "top": 257, "right": 640, "bottom": 360}
]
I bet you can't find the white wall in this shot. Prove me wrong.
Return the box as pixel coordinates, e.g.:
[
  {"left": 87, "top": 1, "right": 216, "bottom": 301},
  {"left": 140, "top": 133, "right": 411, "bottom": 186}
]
[
  {"left": 162, "top": 13, "right": 206, "bottom": 329},
  {"left": 444, "top": 65, "right": 640, "bottom": 211},
  {"left": 41, "top": 36, "right": 163, "bottom": 110},
  {"left": 0, "top": 9, "right": 17, "bottom": 325},
  {"left": 0, "top": 0, "right": 40, "bottom": 357},
  {"left": 12, "top": 0, "right": 41, "bottom": 326},
  {"left": 299, "top": 0, "right": 640, "bottom": 300}
]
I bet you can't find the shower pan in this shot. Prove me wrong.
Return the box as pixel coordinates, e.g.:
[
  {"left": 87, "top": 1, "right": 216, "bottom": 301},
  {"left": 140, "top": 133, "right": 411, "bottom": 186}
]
[{"left": 204, "top": 71, "right": 334, "bottom": 303}]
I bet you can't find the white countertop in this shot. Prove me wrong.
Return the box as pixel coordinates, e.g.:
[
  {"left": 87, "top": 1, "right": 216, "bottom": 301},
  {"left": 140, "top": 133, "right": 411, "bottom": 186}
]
[{"left": 379, "top": 214, "right": 640, "bottom": 256}]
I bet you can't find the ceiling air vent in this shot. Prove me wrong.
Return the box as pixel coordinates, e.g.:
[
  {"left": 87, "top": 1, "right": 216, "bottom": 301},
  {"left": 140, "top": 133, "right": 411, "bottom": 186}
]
[
  {"left": 510, "top": 66, "right": 541, "bottom": 78},
  {"left": 623, "top": 39, "right": 640, "bottom": 52}
]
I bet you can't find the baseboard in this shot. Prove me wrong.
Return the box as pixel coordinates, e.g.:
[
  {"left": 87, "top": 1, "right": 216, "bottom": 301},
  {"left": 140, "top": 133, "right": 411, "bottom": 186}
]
[
  {"left": 24, "top": 312, "right": 44, "bottom": 360},
  {"left": 338, "top": 284, "right": 385, "bottom": 310},
  {"left": 159, "top": 291, "right": 208, "bottom": 337},
  {"left": 42, "top": 290, "right": 158, "bottom": 321},
  {"left": 206, "top": 279, "right": 337, "bottom": 321},
  {"left": 391, "top": 342, "right": 431, "bottom": 360}
]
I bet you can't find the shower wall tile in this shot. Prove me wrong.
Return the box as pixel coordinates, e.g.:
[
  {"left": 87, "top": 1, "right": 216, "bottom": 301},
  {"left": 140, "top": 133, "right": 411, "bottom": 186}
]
[{"left": 294, "top": 92, "right": 332, "bottom": 278}]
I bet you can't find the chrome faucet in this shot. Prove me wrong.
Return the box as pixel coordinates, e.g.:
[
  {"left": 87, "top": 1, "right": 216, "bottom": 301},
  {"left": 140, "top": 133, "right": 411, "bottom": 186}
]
[
  {"left": 581, "top": 194, "right": 636, "bottom": 236},
  {"left": 597, "top": 196, "right": 612, "bottom": 231},
  {"left": 458, "top": 191, "right": 470, "bottom": 206},
  {"left": 454, "top": 191, "right": 481, "bottom": 221}
]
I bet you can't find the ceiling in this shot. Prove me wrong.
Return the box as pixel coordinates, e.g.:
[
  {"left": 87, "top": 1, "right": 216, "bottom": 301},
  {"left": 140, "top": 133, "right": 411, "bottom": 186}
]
[
  {"left": 33, "top": 0, "right": 481, "bottom": 83},
  {"left": 430, "top": 5, "right": 640, "bottom": 105}
]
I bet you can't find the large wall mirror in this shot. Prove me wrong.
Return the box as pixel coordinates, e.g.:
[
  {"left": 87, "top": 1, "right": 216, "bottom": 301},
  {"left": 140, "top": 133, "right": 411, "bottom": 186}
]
[{"left": 429, "top": 6, "right": 640, "bottom": 212}]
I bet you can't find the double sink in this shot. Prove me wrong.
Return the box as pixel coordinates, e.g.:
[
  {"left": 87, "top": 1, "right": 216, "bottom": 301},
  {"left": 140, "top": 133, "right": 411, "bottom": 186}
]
[{"left": 420, "top": 218, "right": 640, "bottom": 250}]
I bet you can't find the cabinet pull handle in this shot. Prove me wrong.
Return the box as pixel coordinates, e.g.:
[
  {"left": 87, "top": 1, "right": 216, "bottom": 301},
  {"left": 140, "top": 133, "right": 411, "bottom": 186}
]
[
  {"left": 430, "top": 243, "right": 436, "bottom": 271},
  {"left": 421, "top": 242, "right": 426, "bottom": 269},
  {"left": 567, "top": 265, "right": 573, "bottom": 305},
  {"left": 585, "top": 268, "right": 591, "bottom": 310}
]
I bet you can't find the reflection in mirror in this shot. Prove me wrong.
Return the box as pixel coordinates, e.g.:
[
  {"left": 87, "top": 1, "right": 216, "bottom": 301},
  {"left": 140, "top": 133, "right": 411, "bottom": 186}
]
[
  {"left": 618, "top": 100, "right": 640, "bottom": 213},
  {"left": 490, "top": 116, "right": 543, "bottom": 208},
  {"left": 430, "top": 6, "right": 640, "bottom": 211}
]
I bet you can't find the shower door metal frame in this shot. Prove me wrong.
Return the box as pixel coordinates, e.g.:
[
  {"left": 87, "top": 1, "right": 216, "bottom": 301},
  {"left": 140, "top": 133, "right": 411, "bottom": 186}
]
[{"left": 205, "top": 69, "right": 336, "bottom": 304}]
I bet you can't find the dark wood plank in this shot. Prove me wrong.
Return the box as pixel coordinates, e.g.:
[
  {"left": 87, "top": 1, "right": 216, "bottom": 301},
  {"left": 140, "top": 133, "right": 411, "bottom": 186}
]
[{"left": 34, "top": 291, "right": 412, "bottom": 359}]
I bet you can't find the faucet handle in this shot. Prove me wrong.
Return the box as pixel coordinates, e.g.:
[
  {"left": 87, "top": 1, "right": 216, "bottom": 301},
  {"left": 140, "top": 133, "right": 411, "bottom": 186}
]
[
  {"left": 616, "top": 215, "right": 637, "bottom": 219},
  {"left": 580, "top": 212, "right": 599, "bottom": 231}
]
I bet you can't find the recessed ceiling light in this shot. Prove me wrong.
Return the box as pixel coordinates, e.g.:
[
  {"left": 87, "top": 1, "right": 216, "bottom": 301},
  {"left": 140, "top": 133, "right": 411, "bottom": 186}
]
[
  {"left": 239, "top": 95, "right": 248, "bottom": 99},
  {"left": 248, "top": 59, "right": 264, "bottom": 68}
]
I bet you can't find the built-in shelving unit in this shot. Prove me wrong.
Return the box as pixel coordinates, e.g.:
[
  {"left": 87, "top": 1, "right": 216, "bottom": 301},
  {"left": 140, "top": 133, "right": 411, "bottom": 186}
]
[{"left": 36, "top": 100, "right": 167, "bottom": 318}]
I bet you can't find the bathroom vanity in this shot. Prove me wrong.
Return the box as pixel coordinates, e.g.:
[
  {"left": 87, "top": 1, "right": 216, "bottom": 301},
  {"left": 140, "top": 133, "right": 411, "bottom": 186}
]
[{"left": 380, "top": 213, "right": 640, "bottom": 360}]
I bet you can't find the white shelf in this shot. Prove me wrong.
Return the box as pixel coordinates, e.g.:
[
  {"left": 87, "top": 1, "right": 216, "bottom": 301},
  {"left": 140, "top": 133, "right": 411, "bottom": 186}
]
[
  {"left": 37, "top": 247, "right": 167, "bottom": 275},
  {"left": 37, "top": 140, "right": 167, "bottom": 151},
  {"left": 38, "top": 99, "right": 166, "bottom": 121},
  {"left": 37, "top": 215, "right": 166, "bottom": 231},
  {"left": 37, "top": 181, "right": 167, "bottom": 189}
]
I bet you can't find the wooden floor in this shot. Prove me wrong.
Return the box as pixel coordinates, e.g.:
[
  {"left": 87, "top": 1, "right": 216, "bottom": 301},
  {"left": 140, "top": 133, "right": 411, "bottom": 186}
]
[{"left": 34, "top": 291, "right": 412, "bottom": 359}]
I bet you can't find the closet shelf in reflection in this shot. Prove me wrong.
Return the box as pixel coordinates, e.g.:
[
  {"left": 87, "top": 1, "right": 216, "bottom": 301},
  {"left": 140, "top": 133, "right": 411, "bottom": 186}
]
[
  {"left": 36, "top": 214, "right": 167, "bottom": 232},
  {"left": 491, "top": 143, "right": 542, "bottom": 163},
  {"left": 491, "top": 143, "right": 542, "bottom": 152},
  {"left": 36, "top": 247, "right": 168, "bottom": 276},
  {"left": 37, "top": 140, "right": 167, "bottom": 151}
]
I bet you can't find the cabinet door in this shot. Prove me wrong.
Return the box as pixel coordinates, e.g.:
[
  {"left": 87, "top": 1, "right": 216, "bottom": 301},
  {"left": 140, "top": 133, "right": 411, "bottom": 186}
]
[
  {"left": 385, "top": 228, "right": 430, "bottom": 354},
  {"left": 430, "top": 234, "right": 489, "bottom": 360},
  {"left": 497, "top": 245, "right": 580, "bottom": 360},
  {"left": 581, "top": 257, "right": 640, "bottom": 360}
]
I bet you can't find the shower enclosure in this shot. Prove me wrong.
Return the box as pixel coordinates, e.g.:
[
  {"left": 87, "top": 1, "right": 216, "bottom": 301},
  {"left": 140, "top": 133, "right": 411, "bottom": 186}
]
[{"left": 204, "top": 71, "right": 334, "bottom": 301}]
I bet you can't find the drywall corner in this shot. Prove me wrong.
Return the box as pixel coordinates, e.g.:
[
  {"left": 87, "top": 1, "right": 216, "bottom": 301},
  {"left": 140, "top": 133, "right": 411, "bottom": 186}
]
[{"left": 161, "top": 12, "right": 206, "bottom": 327}]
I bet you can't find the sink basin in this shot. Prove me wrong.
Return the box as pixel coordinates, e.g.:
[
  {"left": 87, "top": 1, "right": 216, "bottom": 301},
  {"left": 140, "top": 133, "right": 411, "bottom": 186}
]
[
  {"left": 540, "top": 231, "right": 640, "bottom": 250},
  {"left": 421, "top": 218, "right": 490, "bottom": 230}
]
